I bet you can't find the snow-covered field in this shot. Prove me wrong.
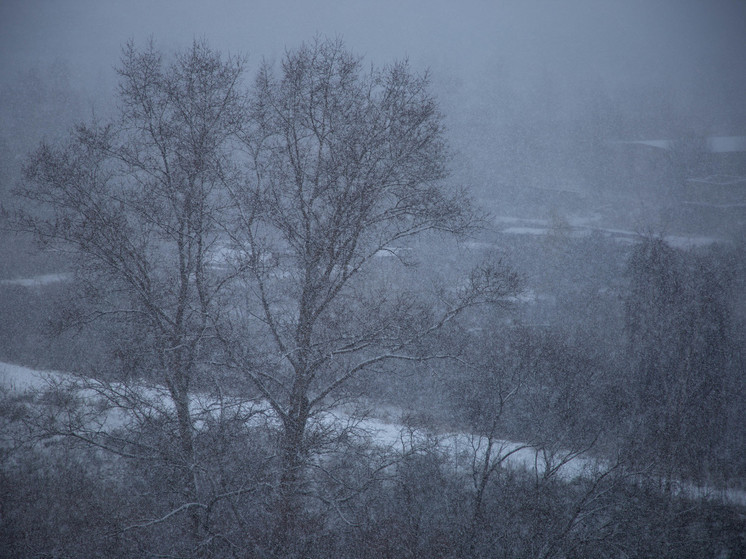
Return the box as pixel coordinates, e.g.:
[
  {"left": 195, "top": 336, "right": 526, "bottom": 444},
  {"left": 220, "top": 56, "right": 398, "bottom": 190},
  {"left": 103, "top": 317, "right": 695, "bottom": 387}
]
[
  {"left": 0, "top": 361, "right": 62, "bottom": 391},
  {"left": 0, "top": 221, "right": 740, "bottom": 507},
  {"left": 0, "top": 361, "right": 593, "bottom": 480},
  {"left": 493, "top": 216, "right": 726, "bottom": 248},
  {"left": 0, "top": 273, "right": 71, "bottom": 287},
  {"left": 3, "top": 360, "right": 744, "bottom": 506}
]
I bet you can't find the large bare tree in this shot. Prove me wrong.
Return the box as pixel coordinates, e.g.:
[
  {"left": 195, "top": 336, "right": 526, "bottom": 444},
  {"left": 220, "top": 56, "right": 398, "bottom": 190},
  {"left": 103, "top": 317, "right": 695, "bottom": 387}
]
[
  {"left": 16, "top": 38, "right": 519, "bottom": 555},
  {"left": 225, "top": 38, "right": 518, "bottom": 551},
  {"left": 17, "top": 40, "right": 251, "bottom": 555}
]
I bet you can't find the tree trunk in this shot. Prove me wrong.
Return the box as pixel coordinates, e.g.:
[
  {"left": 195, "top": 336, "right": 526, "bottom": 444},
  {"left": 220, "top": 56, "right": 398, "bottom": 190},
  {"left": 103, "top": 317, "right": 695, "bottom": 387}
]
[
  {"left": 169, "top": 357, "right": 202, "bottom": 552},
  {"left": 274, "top": 392, "right": 309, "bottom": 556}
]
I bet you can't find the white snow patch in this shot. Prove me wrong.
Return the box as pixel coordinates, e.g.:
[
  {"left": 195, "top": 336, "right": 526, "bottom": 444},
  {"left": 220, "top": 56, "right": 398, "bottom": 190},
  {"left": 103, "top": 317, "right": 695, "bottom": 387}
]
[
  {"left": 496, "top": 224, "right": 725, "bottom": 249},
  {"left": 460, "top": 240, "right": 498, "bottom": 251},
  {"left": 0, "top": 362, "right": 59, "bottom": 391},
  {"left": 502, "top": 226, "right": 549, "bottom": 236},
  {"left": 0, "top": 273, "right": 71, "bottom": 287},
  {"left": 374, "top": 247, "right": 410, "bottom": 258},
  {"left": 681, "top": 201, "right": 746, "bottom": 209},
  {"left": 493, "top": 216, "right": 548, "bottom": 226},
  {"left": 664, "top": 235, "right": 723, "bottom": 249},
  {"left": 688, "top": 174, "right": 746, "bottom": 186},
  {"left": 4, "top": 362, "right": 745, "bottom": 505}
]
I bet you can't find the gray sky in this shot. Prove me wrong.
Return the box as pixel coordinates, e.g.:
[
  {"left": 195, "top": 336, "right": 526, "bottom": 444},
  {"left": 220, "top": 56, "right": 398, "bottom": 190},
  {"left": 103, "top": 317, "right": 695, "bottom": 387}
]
[{"left": 1, "top": 0, "right": 745, "bottom": 134}]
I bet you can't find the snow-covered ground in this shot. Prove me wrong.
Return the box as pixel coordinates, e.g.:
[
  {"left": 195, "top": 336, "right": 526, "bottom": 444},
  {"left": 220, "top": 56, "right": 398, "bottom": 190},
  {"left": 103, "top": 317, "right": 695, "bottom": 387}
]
[
  {"left": 0, "top": 361, "right": 596, "bottom": 482},
  {"left": 502, "top": 226, "right": 551, "bottom": 236},
  {"left": 0, "top": 361, "right": 63, "bottom": 391},
  {"left": 0, "top": 223, "right": 737, "bottom": 500},
  {"left": 0, "top": 361, "right": 267, "bottom": 436},
  {"left": 492, "top": 216, "right": 726, "bottom": 247},
  {"left": 3, "top": 360, "right": 744, "bottom": 506},
  {"left": 0, "top": 273, "right": 71, "bottom": 287}
]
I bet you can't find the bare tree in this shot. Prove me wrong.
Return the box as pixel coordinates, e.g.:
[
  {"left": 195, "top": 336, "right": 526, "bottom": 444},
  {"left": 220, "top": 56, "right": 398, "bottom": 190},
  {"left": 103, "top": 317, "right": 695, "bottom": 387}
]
[
  {"left": 223, "top": 37, "right": 518, "bottom": 552},
  {"left": 624, "top": 237, "right": 733, "bottom": 486},
  {"left": 16, "top": 40, "right": 251, "bottom": 555}
]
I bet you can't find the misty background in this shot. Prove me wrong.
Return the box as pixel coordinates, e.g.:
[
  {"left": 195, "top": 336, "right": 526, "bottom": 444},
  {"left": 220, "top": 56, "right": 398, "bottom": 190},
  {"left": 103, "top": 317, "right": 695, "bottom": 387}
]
[{"left": 3, "top": 0, "right": 746, "bottom": 233}]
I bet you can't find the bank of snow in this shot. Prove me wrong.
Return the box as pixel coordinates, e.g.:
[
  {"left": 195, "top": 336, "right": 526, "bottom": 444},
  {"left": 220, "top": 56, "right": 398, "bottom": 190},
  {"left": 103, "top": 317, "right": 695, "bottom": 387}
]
[
  {"left": 0, "top": 273, "right": 71, "bottom": 287},
  {"left": 3, "top": 361, "right": 744, "bottom": 505},
  {"left": 0, "top": 361, "right": 58, "bottom": 391},
  {"left": 496, "top": 219, "right": 726, "bottom": 248}
]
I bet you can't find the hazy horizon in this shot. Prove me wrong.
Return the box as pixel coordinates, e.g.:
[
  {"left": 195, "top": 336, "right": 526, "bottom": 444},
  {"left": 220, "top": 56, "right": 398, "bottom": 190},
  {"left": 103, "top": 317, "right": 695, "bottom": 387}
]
[{"left": 2, "top": 0, "right": 745, "bottom": 135}]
